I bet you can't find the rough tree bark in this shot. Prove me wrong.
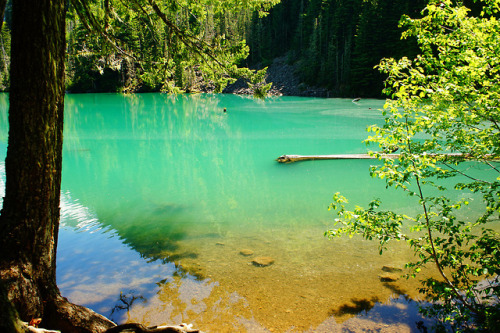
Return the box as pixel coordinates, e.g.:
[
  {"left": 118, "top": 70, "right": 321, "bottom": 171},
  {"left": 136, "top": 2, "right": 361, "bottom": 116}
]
[{"left": 0, "top": 1, "right": 115, "bottom": 332}]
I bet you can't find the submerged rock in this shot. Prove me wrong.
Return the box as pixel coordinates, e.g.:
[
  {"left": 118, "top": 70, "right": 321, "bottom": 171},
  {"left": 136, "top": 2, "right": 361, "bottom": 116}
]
[
  {"left": 382, "top": 265, "right": 403, "bottom": 273},
  {"left": 379, "top": 273, "right": 399, "bottom": 282},
  {"left": 252, "top": 256, "right": 275, "bottom": 267},
  {"left": 240, "top": 249, "right": 254, "bottom": 256}
]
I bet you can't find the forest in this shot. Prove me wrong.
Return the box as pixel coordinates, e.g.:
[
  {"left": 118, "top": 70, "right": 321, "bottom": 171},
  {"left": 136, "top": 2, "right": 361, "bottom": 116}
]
[
  {"left": 247, "top": 0, "right": 427, "bottom": 97},
  {"left": 0, "top": 0, "right": 433, "bottom": 97},
  {"left": 0, "top": 0, "right": 490, "bottom": 97}
]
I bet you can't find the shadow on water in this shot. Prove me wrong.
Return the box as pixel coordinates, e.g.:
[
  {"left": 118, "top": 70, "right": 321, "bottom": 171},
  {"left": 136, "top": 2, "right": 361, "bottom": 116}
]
[
  {"left": 110, "top": 291, "right": 146, "bottom": 322},
  {"left": 327, "top": 281, "right": 416, "bottom": 324},
  {"left": 383, "top": 281, "right": 410, "bottom": 296},
  {"left": 329, "top": 297, "right": 381, "bottom": 317},
  {"left": 105, "top": 204, "right": 202, "bottom": 264},
  {"left": 99, "top": 202, "right": 211, "bottom": 279},
  {"left": 326, "top": 296, "right": 436, "bottom": 333}
]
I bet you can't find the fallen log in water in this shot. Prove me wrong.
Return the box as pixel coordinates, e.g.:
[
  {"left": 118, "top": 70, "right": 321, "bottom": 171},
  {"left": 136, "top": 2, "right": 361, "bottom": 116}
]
[
  {"left": 275, "top": 152, "right": 481, "bottom": 163},
  {"left": 276, "top": 154, "right": 399, "bottom": 163}
]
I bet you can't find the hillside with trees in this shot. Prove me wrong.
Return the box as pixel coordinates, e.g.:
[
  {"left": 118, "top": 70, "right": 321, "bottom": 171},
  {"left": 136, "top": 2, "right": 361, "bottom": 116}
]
[
  {"left": 0, "top": 0, "right": 431, "bottom": 96},
  {"left": 64, "top": 0, "right": 279, "bottom": 94},
  {"left": 0, "top": 0, "right": 277, "bottom": 95},
  {"left": 246, "top": 0, "right": 427, "bottom": 97},
  {"left": 0, "top": 0, "right": 489, "bottom": 96}
]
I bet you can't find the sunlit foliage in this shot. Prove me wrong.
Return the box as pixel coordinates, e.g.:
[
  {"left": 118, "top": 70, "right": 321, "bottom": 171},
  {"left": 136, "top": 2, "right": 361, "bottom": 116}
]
[
  {"left": 327, "top": 0, "right": 500, "bottom": 330},
  {"left": 66, "top": 0, "right": 279, "bottom": 93}
]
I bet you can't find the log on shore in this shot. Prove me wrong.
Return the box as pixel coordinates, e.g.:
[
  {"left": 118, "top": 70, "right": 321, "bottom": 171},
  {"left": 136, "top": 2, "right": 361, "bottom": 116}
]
[{"left": 104, "top": 323, "right": 201, "bottom": 333}]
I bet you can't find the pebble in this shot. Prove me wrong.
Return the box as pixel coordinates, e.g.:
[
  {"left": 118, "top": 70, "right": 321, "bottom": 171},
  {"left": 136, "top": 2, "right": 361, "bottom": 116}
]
[
  {"left": 240, "top": 249, "right": 254, "bottom": 256},
  {"left": 382, "top": 265, "right": 403, "bottom": 273},
  {"left": 379, "top": 273, "right": 399, "bottom": 282}
]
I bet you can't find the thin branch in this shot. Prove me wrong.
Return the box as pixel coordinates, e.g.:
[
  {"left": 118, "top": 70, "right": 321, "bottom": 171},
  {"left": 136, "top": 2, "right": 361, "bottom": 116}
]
[
  {"left": 490, "top": 117, "right": 500, "bottom": 133},
  {"left": 128, "top": 0, "right": 160, "bottom": 43},
  {"left": 146, "top": 0, "right": 224, "bottom": 68},
  {"left": 171, "top": 0, "right": 202, "bottom": 23},
  {"left": 415, "top": 173, "right": 478, "bottom": 314},
  {"left": 441, "top": 161, "right": 493, "bottom": 184},
  {"left": 464, "top": 100, "right": 500, "bottom": 133},
  {"left": 484, "top": 160, "right": 500, "bottom": 174},
  {"left": 70, "top": 0, "right": 137, "bottom": 61},
  {"left": 405, "top": 117, "right": 478, "bottom": 315}
]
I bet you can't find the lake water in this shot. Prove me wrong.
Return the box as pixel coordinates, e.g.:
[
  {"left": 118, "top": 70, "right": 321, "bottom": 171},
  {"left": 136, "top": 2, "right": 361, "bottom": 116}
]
[{"left": 0, "top": 93, "right": 475, "bottom": 332}]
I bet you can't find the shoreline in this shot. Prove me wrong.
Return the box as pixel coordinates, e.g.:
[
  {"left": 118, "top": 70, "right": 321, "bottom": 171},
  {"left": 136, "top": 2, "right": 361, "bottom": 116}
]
[{"left": 223, "top": 56, "right": 332, "bottom": 98}]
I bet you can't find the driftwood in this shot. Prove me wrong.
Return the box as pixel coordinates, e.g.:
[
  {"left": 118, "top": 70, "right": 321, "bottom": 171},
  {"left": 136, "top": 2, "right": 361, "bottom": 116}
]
[
  {"left": 104, "top": 323, "right": 200, "bottom": 333},
  {"left": 25, "top": 324, "right": 60, "bottom": 333},
  {"left": 21, "top": 320, "right": 200, "bottom": 333},
  {"left": 275, "top": 152, "right": 493, "bottom": 163},
  {"left": 276, "top": 154, "right": 399, "bottom": 163}
]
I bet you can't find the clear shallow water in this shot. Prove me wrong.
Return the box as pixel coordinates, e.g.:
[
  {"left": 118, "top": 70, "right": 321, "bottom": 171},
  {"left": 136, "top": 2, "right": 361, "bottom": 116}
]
[{"left": 0, "top": 92, "right": 478, "bottom": 331}]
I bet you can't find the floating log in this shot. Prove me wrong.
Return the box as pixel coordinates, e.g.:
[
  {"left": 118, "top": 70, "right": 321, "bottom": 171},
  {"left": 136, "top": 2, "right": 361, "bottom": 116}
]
[
  {"left": 276, "top": 154, "right": 398, "bottom": 163},
  {"left": 275, "top": 152, "right": 479, "bottom": 163}
]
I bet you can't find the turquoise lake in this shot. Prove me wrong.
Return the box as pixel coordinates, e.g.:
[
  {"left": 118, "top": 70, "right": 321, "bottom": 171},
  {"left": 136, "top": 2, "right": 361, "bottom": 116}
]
[{"left": 1, "top": 92, "right": 477, "bottom": 332}]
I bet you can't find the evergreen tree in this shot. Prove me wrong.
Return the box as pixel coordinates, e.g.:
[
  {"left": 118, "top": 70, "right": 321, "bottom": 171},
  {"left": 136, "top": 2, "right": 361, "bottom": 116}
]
[
  {"left": 248, "top": 0, "right": 428, "bottom": 97},
  {"left": 0, "top": 1, "right": 115, "bottom": 331}
]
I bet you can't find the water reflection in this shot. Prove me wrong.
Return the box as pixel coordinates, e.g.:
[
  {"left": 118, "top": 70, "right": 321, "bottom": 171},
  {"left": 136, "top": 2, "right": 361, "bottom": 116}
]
[
  {"left": 57, "top": 190, "right": 427, "bottom": 329},
  {"left": 57, "top": 205, "right": 434, "bottom": 331},
  {"left": 0, "top": 93, "right": 440, "bottom": 331}
]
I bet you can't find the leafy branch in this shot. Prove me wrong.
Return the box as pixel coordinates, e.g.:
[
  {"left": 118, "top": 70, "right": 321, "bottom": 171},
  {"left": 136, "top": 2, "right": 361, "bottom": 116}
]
[
  {"left": 327, "top": 1, "right": 500, "bottom": 330},
  {"left": 67, "top": 0, "right": 276, "bottom": 95}
]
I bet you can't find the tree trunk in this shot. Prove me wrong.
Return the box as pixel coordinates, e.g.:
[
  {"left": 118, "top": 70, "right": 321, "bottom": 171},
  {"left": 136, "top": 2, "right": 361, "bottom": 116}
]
[
  {"left": 0, "top": 1, "right": 114, "bottom": 332},
  {"left": 0, "top": 0, "right": 66, "bottom": 317}
]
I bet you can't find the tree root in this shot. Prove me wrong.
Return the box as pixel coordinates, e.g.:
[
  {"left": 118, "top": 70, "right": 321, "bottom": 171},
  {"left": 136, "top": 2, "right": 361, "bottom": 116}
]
[
  {"left": 2, "top": 272, "right": 201, "bottom": 333},
  {"left": 43, "top": 294, "right": 116, "bottom": 333}
]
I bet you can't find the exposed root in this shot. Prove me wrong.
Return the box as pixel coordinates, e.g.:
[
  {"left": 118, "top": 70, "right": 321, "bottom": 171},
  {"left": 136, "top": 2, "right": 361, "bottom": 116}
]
[{"left": 43, "top": 294, "right": 116, "bottom": 333}]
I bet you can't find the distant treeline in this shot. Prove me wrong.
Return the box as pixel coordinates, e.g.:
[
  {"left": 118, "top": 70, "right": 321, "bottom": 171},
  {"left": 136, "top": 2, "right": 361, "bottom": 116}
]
[
  {"left": 246, "top": 0, "right": 427, "bottom": 97},
  {"left": 0, "top": 1, "right": 484, "bottom": 96}
]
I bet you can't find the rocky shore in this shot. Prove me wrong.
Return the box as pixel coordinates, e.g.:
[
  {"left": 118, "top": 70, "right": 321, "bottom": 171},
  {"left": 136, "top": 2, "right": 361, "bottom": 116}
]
[{"left": 223, "top": 57, "right": 332, "bottom": 98}]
